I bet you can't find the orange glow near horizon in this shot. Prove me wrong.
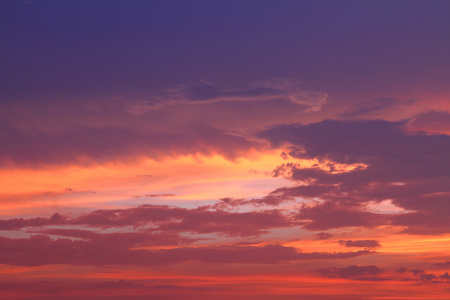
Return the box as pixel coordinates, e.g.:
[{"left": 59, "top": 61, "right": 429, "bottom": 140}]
[{"left": 0, "top": 149, "right": 295, "bottom": 214}]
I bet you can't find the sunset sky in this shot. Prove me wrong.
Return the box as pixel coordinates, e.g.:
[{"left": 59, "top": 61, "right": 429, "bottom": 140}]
[{"left": 1, "top": 1, "right": 450, "bottom": 299}]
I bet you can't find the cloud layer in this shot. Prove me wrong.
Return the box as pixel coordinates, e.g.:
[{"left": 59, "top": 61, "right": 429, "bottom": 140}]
[{"left": 259, "top": 119, "right": 450, "bottom": 234}]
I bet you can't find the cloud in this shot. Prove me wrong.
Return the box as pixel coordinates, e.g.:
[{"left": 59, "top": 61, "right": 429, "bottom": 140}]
[
  {"left": 73, "top": 205, "right": 294, "bottom": 237},
  {"left": 318, "top": 265, "right": 386, "bottom": 281},
  {"left": 212, "top": 190, "right": 297, "bottom": 208},
  {"left": 90, "top": 279, "right": 205, "bottom": 291},
  {"left": 396, "top": 268, "right": 450, "bottom": 283},
  {"left": 338, "top": 240, "right": 381, "bottom": 249},
  {"left": 132, "top": 193, "right": 176, "bottom": 198},
  {"left": 0, "top": 278, "right": 205, "bottom": 297},
  {"left": 315, "top": 232, "right": 333, "bottom": 240},
  {"left": 0, "top": 78, "right": 330, "bottom": 168},
  {"left": 212, "top": 197, "right": 249, "bottom": 209},
  {"left": 41, "top": 229, "right": 195, "bottom": 247},
  {"left": 341, "top": 97, "right": 417, "bottom": 119},
  {"left": 128, "top": 79, "right": 328, "bottom": 113},
  {"left": 434, "top": 261, "right": 450, "bottom": 267},
  {"left": 319, "top": 265, "right": 450, "bottom": 283},
  {"left": 0, "top": 204, "right": 295, "bottom": 237},
  {"left": 0, "top": 235, "right": 371, "bottom": 266},
  {"left": 258, "top": 119, "right": 450, "bottom": 234},
  {"left": 407, "top": 111, "right": 450, "bottom": 134},
  {"left": 296, "top": 201, "right": 388, "bottom": 231},
  {"left": 0, "top": 213, "right": 66, "bottom": 230},
  {"left": 0, "top": 121, "right": 260, "bottom": 167},
  {"left": 91, "top": 279, "right": 146, "bottom": 290}
]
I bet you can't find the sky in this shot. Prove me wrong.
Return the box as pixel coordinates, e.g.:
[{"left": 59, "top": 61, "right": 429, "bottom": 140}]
[{"left": 1, "top": 0, "right": 450, "bottom": 299}]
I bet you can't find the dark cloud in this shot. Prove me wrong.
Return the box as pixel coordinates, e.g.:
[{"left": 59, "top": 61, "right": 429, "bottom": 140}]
[
  {"left": 187, "top": 83, "right": 282, "bottom": 102},
  {"left": 338, "top": 240, "right": 381, "bottom": 249},
  {"left": 410, "top": 269, "right": 425, "bottom": 276},
  {"left": 318, "top": 265, "right": 386, "bottom": 281},
  {"left": 0, "top": 204, "right": 294, "bottom": 237},
  {"left": 320, "top": 265, "right": 450, "bottom": 283},
  {"left": 396, "top": 268, "right": 450, "bottom": 283},
  {"left": 73, "top": 205, "right": 294, "bottom": 237},
  {"left": 213, "top": 190, "right": 297, "bottom": 208},
  {"left": 0, "top": 76, "right": 330, "bottom": 169},
  {"left": 212, "top": 197, "right": 249, "bottom": 209},
  {"left": 0, "top": 120, "right": 259, "bottom": 167},
  {"left": 0, "top": 278, "right": 204, "bottom": 297},
  {"left": 341, "top": 97, "right": 417, "bottom": 118},
  {"left": 419, "top": 273, "right": 437, "bottom": 281},
  {"left": 91, "top": 279, "right": 205, "bottom": 291},
  {"left": 0, "top": 235, "right": 371, "bottom": 267},
  {"left": 315, "top": 232, "right": 333, "bottom": 240},
  {"left": 0, "top": 213, "right": 66, "bottom": 230},
  {"left": 296, "top": 202, "right": 388, "bottom": 231},
  {"left": 259, "top": 120, "right": 450, "bottom": 234},
  {"left": 91, "top": 279, "right": 144, "bottom": 290},
  {"left": 434, "top": 261, "right": 450, "bottom": 267},
  {"left": 41, "top": 229, "right": 195, "bottom": 247},
  {"left": 182, "top": 80, "right": 328, "bottom": 112}
]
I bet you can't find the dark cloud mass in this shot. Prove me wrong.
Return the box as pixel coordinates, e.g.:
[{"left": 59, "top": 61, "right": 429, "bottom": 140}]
[
  {"left": 260, "top": 120, "right": 450, "bottom": 234},
  {"left": 0, "top": 235, "right": 370, "bottom": 267}
]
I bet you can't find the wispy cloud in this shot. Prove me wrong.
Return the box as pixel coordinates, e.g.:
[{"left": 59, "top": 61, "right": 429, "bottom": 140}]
[{"left": 127, "top": 79, "right": 328, "bottom": 114}]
